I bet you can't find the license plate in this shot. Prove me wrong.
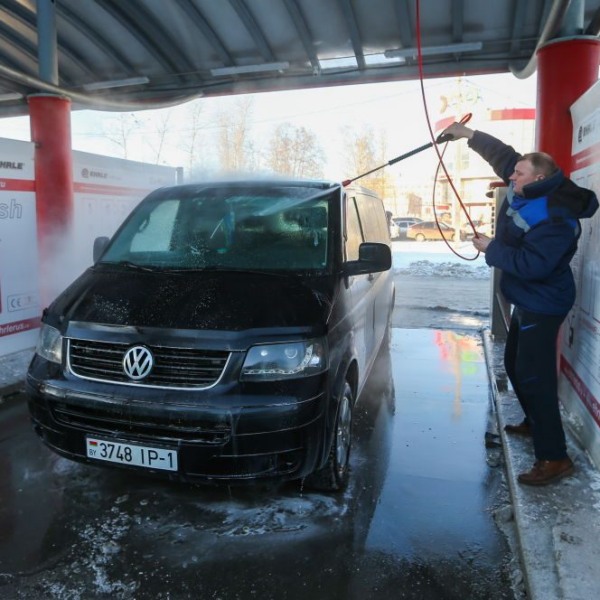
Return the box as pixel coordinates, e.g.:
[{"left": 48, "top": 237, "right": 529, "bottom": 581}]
[{"left": 86, "top": 437, "right": 178, "bottom": 472}]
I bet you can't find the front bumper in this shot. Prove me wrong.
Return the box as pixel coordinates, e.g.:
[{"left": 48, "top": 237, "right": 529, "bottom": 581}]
[{"left": 26, "top": 371, "right": 329, "bottom": 484}]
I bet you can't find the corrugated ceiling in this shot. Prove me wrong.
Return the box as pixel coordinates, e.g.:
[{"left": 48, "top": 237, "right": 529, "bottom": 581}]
[{"left": 0, "top": 0, "right": 599, "bottom": 116}]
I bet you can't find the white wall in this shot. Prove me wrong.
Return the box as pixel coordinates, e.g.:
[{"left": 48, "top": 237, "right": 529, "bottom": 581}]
[
  {"left": 0, "top": 143, "right": 177, "bottom": 358},
  {"left": 0, "top": 139, "right": 39, "bottom": 355},
  {"left": 70, "top": 151, "right": 177, "bottom": 284}
]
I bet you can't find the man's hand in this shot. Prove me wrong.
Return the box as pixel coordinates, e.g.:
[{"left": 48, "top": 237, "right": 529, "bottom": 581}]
[
  {"left": 441, "top": 122, "right": 475, "bottom": 141},
  {"left": 473, "top": 233, "right": 492, "bottom": 253}
]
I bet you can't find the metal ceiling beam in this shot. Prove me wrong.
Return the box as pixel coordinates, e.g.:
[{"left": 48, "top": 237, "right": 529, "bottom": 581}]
[
  {"left": 0, "top": 21, "right": 39, "bottom": 69},
  {"left": 539, "top": 0, "right": 555, "bottom": 36},
  {"left": 3, "top": 0, "right": 89, "bottom": 85},
  {"left": 94, "top": 0, "right": 196, "bottom": 83},
  {"left": 0, "top": 61, "right": 202, "bottom": 111},
  {"left": 509, "top": 0, "right": 529, "bottom": 56},
  {"left": 451, "top": 0, "right": 464, "bottom": 42},
  {"left": 585, "top": 5, "right": 600, "bottom": 33},
  {"left": 173, "top": 0, "right": 234, "bottom": 67},
  {"left": 393, "top": 0, "right": 414, "bottom": 48},
  {"left": 558, "top": 0, "right": 585, "bottom": 35},
  {"left": 56, "top": 3, "right": 137, "bottom": 76},
  {"left": 283, "top": 0, "right": 320, "bottom": 71},
  {"left": 0, "top": 46, "right": 35, "bottom": 82},
  {"left": 510, "top": 0, "right": 572, "bottom": 78},
  {"left": 228, "top": 0, "right": 277, "bottom": 62},
  {"left": 37, "top": 0, "right": 58, "bottom": 84},
  {"left": 337, "top": 0, "right": 366, "bottom": 69}
]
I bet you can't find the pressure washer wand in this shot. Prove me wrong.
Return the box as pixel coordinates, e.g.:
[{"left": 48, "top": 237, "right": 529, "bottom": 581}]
[{"left": 342, "top": 132, "right": 454, "bottom": 187}]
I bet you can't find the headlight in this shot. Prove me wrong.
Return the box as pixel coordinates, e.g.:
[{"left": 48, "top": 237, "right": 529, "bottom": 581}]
[
  {"left": 35, "top": 324, "right": 63, "bottom": 364},
  {"left": 241, "top": 339, "right": 327, "bottom": 381}
]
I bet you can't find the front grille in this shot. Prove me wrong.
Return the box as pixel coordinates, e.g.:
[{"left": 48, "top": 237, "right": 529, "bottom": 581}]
[
  {"left": 68, "top": 339, "right": 230, "bottom": 389},
  {"left": 52, "top": 401, "right": 230, "bottom": 444}
]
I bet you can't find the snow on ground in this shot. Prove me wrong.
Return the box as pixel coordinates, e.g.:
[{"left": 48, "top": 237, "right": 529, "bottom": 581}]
[
  {"left": 391, "top": 241, "right": 492, "bottom": 330},
  {"left": 392, "top": 240, "right": 489, "bottom": 277}
]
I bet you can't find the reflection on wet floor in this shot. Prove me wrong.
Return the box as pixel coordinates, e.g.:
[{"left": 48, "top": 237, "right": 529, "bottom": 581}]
[
  {"left": 0, "top": 329, "right": 513, "bottom": 600},
  {"left": 366, "top": 330, "right": 496, "bottom": 555}
]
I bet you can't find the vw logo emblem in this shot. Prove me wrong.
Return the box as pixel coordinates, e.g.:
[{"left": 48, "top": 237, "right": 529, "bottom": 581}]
[{"left": 123, "top": 346, "right": 154, "bottom": 380}]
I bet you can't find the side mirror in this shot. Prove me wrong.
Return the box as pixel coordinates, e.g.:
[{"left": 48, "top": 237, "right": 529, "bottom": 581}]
[
  {"left": 93, "top": 236, "right": 110, "bottom": 263},
  {"left": 343, "top": 242, "right": 392, "bottom": 276}
]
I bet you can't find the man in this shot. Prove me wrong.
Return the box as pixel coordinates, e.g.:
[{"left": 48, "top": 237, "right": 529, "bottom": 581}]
[{"left": 442, "top": 121, "right": 598, "bottom": 486}]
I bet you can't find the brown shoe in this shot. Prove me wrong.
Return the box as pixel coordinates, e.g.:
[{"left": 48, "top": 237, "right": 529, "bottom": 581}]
[
  {"left": 517, "top": 458, "right": 575, "bottom": 486},
  {"left": 504, "top": 419, "right": 532, "bottom": 436}
]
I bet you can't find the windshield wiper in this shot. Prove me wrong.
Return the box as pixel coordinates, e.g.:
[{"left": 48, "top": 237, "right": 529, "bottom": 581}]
[
  {"left": 167, "top": 265, "right": 309, "bottom": 278},
  {"left": 101, "top": 260, "right": 162, "bottom": 272}
]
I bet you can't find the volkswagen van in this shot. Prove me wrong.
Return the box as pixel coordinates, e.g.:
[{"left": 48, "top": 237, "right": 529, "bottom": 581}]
[{"left": 26, "top": 179, "right": 394, "bottom": 491}]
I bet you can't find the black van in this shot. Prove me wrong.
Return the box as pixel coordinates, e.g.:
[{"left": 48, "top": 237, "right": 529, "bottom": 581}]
[{"left": 26, "top": 179, "right": 394, "bottom": 491}]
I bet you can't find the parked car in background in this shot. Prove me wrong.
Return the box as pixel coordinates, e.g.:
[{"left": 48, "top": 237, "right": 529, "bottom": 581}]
[
  {"left": 389, "top": 219, "right": 401, "bottom": 239},
  {"left": 407, "top": 220, "right": 456, "bottom": 241},
  {"left": 392, "top": 217, "right": 423, "bottom": 239}
]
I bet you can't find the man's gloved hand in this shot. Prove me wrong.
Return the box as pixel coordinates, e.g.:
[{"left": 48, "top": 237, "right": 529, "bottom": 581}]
[{"left": 440, "top": 122, "right": 475, "bottom": 141}]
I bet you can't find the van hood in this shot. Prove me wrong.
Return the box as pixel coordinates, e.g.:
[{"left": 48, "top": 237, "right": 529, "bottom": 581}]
[{"left": 49, "top": 266, "right": 333, "bottom": 331}]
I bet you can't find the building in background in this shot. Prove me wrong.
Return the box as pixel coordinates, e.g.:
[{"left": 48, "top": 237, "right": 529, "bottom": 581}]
[{"left": 387, "top": 78, "right": 536, "bottom": 236}]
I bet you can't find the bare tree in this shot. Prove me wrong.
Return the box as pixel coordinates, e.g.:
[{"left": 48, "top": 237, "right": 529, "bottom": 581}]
[
  {"left": 217, "top": 97, "right": 255, "bottom": 172},
  {"left": 179, "top": 101, "right": 205, "bottom": 176},
  {"left": 267, "top": 123, "right": 324, "bottom": 178},
  {"left": 342, "top": 126, "right": 395, "bottom": 199},
  {"left": 148, "top": 110, "right": 172, "bottom": 164},
  {"left": 103, "top": 113, "right": 141, "bottom": 159}
]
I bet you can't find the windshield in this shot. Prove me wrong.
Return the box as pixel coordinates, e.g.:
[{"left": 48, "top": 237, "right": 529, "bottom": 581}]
[{"left": 100, "top": 183, "right": 335, "bottom": 272}]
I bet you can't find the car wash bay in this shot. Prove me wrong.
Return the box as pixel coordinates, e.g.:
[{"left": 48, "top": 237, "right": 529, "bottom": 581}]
[{"left": 0, "top": 328, "right": 514, "bottom": 600}]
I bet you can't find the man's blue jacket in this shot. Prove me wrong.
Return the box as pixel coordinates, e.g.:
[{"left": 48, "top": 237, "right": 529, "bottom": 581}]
[{"left": 468, "top": 131, "right": 599, "bottom": 316}]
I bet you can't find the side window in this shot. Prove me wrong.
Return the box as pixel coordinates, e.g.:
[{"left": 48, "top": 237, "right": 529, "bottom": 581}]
[
  {"left": 345, "top": 197, "right": 363, "bottom": 261},
  {"left": 356, "top": 194, "right": 389, "bottom": 242}
]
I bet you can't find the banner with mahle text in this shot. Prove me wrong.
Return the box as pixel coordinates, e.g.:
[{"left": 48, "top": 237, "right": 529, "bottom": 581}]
[
  {"left": 0, "top": 138, "right": 40, "bottom": 355},
  {"left": 0, "top": 141, "right": 178, "bottom": 358},
  {"left": 67, "top": 151, "right": 178, "bottom": 286}
]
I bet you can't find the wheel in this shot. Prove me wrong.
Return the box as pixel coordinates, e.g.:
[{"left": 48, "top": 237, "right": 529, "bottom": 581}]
[
  {"left": 305, "top": 381, "right": 353, "bottom": 492},
  {"left": 415, "top": 233, "right": 426, "bottom": 242}
]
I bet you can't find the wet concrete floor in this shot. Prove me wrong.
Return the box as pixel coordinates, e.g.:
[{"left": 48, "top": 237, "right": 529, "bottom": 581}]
[{"left": 0, "top": 328, "right": 513, "bottom": 599}]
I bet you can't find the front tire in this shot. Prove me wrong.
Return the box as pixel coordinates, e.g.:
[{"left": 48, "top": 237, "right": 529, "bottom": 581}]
[
  {"left": 415, "top": 233, "right": 426, "bottom": 242},
  {"left": 305, "top": 381, "right": 353, "bottom": 492}
]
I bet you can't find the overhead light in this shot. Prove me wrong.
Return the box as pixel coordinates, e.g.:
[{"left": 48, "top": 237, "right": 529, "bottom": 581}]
[
  {"left": 318, "top": 56, "right": 358, "bottom": 71},
  {"left": 210, "top": 62, "right": 289, "bottom": 76},
  {"left": 0, "top": 92, "right": 24, "bottom": 102},
  {"left": 365, "top": 52, "right": 406, "bottom": 66},
  {"left": 384, "top": 42, "right": 483, "bottom": 59},
  {"left": 82, "top": 76, "right": 150, "bottom": 91}
]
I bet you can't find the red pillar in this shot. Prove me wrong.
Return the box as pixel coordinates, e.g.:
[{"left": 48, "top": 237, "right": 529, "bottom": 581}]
[
  {"left": 28, "top": 94, "right": 74, "bottom": 304},
  {"left": 536, "top": 37, "right": 600, "bottom": 176}
]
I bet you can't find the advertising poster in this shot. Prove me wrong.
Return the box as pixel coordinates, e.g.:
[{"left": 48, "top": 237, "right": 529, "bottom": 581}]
[
  {"left": 0, "top": 138, "right": 40, "bottom": 355},
  {"left": 70, "top": 152, "right": 178, "bottom": 282},
  {"left": 0, "top": 144, "right": 178, "bottom": 359},
  {"left": 559, "top": 81, "right": 600, "bottom": 466}
]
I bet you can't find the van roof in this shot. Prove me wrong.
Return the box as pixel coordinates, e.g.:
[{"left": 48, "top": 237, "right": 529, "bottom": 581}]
[
  {"left": 152, "top": 178, "right": 381, "bottom": 199},
  {"left": 159, "top": 178, "right": 340, "bottom": 193}
]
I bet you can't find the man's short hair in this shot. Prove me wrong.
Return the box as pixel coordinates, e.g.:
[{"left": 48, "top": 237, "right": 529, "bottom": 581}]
[{"left": 519, "top": 152, "right": 559, "bottom": 178}]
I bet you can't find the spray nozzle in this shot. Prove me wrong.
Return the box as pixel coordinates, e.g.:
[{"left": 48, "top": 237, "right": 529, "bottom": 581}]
[{"left": 435, "top": 133, "right": 454, "bottom": 144}]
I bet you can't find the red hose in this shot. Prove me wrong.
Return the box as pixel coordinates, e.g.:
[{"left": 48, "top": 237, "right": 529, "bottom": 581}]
[{"left": 415, "top": 0, "right": 480, "bottom": 261}]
